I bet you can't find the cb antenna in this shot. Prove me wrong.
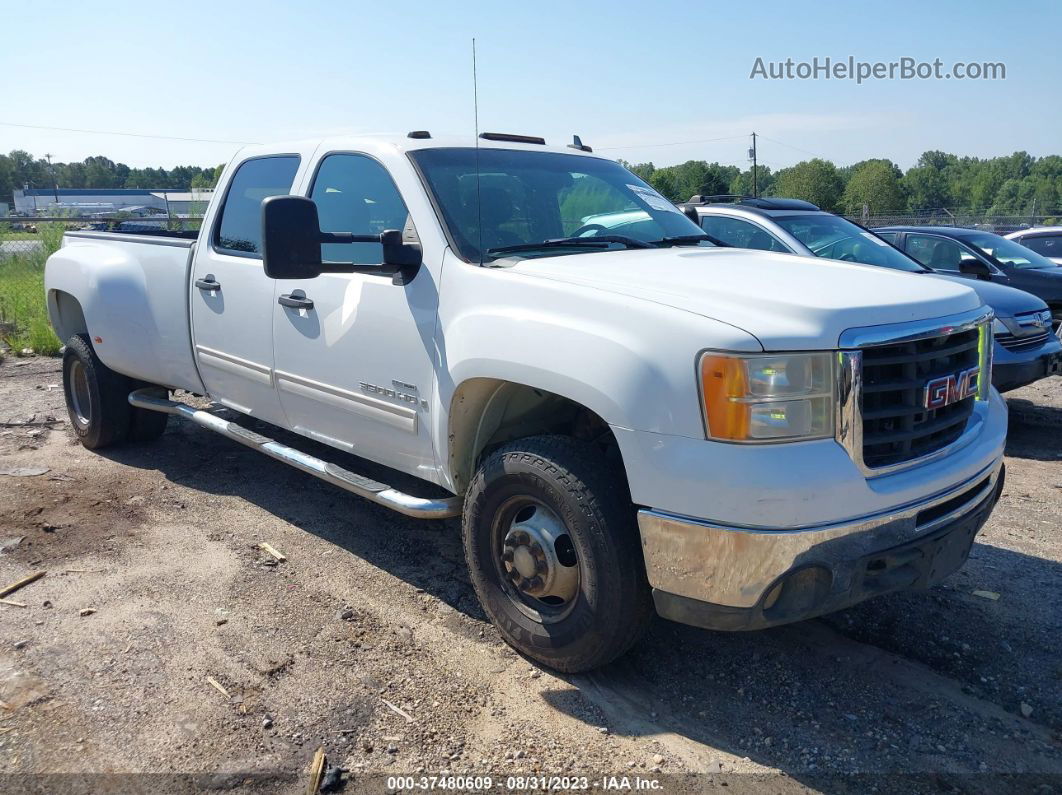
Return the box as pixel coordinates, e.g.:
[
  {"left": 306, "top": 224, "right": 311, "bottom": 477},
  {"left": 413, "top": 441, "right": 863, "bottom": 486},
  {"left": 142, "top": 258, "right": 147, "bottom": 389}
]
[{"left": 473, "top": 38, "right": 484, "bottom": 263}]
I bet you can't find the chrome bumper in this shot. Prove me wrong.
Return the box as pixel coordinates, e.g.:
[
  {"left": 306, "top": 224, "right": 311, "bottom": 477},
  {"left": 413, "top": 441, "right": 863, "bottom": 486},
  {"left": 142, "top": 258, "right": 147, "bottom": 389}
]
[{"left": 638, "top": 459, "right": 1003, "bottom": 612}]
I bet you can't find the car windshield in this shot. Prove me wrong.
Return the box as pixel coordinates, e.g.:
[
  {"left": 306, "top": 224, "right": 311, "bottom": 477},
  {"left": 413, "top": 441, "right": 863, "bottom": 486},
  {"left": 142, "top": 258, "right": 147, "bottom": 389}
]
[
  {"left": 961, "top": 232, "right": 1059, "bottom": 270},
  {"left": 773, "top": 214, "right": 926, "bottom": 272},
  {"left": 409, "top": 147, "right": 709, "bottom": 262}
]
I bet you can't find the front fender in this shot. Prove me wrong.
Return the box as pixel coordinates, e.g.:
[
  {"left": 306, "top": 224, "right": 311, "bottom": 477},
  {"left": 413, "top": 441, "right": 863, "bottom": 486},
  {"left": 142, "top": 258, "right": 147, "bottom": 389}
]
[{"left": 432, "top": 253, "right": 761, "bottom": 485}]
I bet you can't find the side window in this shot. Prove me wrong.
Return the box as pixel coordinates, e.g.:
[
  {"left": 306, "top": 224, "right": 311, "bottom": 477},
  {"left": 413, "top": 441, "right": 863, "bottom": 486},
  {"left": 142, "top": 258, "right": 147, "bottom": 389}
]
[
  {"left": 875, "top": 231, "right": 899, "bottom": 244},
  {"left": 1022, "top": 234, "right": 1062, "bottom": 258},
  {"left": 214, "top": 156, "right": 300, "bottom": 256},
  {"left": 310, "top": 154, "right": 412, "bottom": 264},
  {"left": 700, "top": 215, "right": 788, "bottom": 252},
  {"left": 905, "top": 234, "right": 978, "bottom": 272}
]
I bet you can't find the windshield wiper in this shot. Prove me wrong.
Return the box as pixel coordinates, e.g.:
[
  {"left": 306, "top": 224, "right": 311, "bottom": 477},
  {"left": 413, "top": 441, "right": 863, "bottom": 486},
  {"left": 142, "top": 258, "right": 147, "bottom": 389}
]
[
  {"left": 650, "top": 233, "right": 728, "bottom": 248},
  {"left": 487, "top": 235, "right": 654, "bottom": 256}
]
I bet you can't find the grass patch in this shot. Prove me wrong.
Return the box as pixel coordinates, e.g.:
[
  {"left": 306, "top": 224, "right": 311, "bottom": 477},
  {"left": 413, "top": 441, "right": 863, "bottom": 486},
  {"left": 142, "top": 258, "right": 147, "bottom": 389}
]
[{"left": 0, "top": 222, "right": 63, "bottom": 356}]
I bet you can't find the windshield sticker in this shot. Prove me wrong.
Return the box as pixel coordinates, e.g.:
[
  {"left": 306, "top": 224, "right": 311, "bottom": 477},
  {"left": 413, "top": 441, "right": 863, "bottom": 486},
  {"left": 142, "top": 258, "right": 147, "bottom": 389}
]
[
  {"left": 627, "top": 184, "right": 680, "bottom": 213},
  {"left": 861, "top": 231, "right": 890, "bottom": 246}
]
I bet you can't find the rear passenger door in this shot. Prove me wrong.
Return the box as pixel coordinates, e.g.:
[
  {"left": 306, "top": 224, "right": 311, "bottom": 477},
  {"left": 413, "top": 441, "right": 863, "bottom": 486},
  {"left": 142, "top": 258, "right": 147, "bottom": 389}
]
[{"left": 191, "top": 152, "right": 308, "bottom": 425}]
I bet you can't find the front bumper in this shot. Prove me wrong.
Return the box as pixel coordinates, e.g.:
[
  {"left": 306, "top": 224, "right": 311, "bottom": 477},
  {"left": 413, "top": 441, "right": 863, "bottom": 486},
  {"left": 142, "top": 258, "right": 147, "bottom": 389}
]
[
  {"left": 640, "top": 460, "right": 1004, "bottom": 631},
  {"left": 992, "top": 334, "right": 1062, "bottom": 393}
]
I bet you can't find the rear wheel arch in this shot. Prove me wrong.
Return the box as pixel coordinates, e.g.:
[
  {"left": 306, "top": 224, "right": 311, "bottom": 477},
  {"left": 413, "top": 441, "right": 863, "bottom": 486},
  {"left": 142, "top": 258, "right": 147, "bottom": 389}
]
[{"left": 48, "top": 290, "right": 88, "bottom": 342}]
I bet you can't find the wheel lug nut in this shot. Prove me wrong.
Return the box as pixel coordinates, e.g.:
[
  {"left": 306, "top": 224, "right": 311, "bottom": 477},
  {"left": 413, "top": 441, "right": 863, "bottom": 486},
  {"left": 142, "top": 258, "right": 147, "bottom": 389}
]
[
  {"left": 502, "top": 548, "right": 514, "bottom": 563},
  {"left": 535, "top": 559, "right": 548, "bottom": 574}
]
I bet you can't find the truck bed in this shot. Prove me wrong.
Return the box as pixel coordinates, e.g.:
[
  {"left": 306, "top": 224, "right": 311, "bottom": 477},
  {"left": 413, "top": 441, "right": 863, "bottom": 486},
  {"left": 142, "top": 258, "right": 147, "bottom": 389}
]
[{"left": 46, "top": 231, "right": 205, "bottom": 393}]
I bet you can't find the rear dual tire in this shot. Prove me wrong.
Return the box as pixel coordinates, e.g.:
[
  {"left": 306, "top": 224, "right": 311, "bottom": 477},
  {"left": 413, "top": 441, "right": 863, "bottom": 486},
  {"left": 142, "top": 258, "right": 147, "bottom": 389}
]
[{"left": 62, "top": 334, "right": 168, "bottom": 449}]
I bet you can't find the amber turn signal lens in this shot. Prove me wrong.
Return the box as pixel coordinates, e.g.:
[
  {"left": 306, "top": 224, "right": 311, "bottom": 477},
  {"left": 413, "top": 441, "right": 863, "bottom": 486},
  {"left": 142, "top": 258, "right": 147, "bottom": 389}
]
[{"left": 700, "top": 354, "right": 750, "bottom": 440}]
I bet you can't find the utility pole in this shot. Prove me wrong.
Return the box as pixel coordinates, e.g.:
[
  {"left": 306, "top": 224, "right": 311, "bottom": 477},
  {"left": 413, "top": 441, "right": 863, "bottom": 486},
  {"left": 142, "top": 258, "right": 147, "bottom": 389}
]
[
  {"left": 748, "top": 132, "right": 758, "bottom": 197},
  {"left": 45, "top": 153, "right": 59, "bottom": 206}
]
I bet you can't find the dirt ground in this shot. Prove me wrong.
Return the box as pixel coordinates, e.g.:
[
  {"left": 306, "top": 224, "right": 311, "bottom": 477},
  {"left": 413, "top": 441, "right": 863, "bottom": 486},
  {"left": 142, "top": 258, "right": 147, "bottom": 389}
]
[{"left": 0, "top": 355, "right": 1059, "bottom": 794}]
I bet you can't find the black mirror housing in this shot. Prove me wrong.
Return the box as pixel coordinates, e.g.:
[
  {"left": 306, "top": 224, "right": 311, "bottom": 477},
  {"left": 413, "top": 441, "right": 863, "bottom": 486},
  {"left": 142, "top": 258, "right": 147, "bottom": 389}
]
[
  {"left": 262, "top": 195, "right": 423, "bottom": 284},
  {"left": 959, "top": 259, "right": 991, "bottom": 278},
  {"left": 262, "top": 196, "right": 324, "bottom": 280}
]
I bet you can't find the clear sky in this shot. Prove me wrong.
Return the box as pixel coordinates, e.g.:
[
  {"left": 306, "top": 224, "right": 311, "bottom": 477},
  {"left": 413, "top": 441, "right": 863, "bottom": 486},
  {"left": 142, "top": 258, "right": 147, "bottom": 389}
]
[{"left": 1, "top": 0, "right": 1058, "bottom": 171}]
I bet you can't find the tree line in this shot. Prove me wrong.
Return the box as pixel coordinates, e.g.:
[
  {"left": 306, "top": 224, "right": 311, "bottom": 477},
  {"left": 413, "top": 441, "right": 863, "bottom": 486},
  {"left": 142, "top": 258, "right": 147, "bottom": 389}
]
[
  {"left": 3, "top": 148, "right": 1061, "bottom": 219},
  {"left": 0, "top": 151, "right": 224, "bottom": 206},
  {"left": 623, "top": 150, "right": 1062, "bottom": 218}
]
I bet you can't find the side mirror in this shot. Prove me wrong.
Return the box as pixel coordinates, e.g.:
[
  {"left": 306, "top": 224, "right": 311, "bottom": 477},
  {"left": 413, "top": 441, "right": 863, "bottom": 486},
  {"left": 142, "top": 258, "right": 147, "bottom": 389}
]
[
  {"left": 262, "top": 196, "right": 324, "bottom": 280},
  {"left": 261, "top": 195, "right": 423, "bottom": 285},
  {"left": 959, "top": 258, "right": 991, "bottom": 278},
  {"left": 682, "top": 206, "right": 702, "bottom": 226}
]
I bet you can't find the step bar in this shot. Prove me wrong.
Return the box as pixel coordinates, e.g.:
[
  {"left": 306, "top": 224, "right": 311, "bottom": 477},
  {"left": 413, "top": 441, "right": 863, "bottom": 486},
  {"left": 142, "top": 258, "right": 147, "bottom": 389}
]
[{"left": 128, "top": 388, "right": 463, "bottom": 519}]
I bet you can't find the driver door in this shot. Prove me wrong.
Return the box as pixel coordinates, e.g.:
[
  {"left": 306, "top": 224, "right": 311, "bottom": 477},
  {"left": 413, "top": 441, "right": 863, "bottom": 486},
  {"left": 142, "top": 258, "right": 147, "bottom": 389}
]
[{"left": 271, "top": 152, "right": 438, "bottom": 476}]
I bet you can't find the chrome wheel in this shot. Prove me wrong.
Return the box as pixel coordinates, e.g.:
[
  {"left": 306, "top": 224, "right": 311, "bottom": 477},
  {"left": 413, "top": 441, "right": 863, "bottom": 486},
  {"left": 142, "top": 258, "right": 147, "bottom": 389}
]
[
  {"left": 495, "top": 498, "right": 581, "bottom": 623},
  {"left": 68, "top": 359, "right": 92, "bottom": 429}
]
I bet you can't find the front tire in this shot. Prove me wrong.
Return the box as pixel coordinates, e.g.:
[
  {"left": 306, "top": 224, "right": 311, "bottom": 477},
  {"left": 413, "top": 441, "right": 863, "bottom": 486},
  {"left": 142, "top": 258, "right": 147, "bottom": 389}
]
[
  {"left": 463, "top": 435, "right": 652, "bottom": 672},
  {"left": 62, "top": 334, "right": 131, "bottom": 449}
]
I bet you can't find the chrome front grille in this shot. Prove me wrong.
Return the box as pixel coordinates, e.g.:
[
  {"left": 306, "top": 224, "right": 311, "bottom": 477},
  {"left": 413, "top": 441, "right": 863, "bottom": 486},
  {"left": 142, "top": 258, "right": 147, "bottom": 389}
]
[
  {"left": 860, "top": 328, "right": 980, "bottom": 469},
  {"left": 836, "top": 308, "right": 993, "bottom": 476}
]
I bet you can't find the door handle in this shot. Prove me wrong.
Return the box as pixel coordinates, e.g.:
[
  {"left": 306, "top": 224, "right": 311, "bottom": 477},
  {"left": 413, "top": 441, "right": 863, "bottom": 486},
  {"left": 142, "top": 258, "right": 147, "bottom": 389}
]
[
  {"left": 195, "top": 275, "right": 221, "bottom": 292},
  {"left": 278, "top": 291, "right": 314, "bottom": 310}
]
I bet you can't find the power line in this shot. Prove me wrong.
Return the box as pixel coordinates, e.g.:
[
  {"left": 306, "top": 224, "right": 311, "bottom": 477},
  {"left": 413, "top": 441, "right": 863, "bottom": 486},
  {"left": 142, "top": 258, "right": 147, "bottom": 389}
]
[
  {"left": 756, "top": 134, "right": 822, "bottom": 159},
  {"left": 597, "top": 134, "right": 746, "bottom": 151},
  {"left": 0, "top": 121, "right": 256, "bottom": 145}
]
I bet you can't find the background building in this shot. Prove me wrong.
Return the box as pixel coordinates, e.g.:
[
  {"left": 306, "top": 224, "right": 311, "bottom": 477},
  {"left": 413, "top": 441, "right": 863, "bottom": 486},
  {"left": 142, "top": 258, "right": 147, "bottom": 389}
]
[{"left": 13, "top": 187, "right": 213, "bottom": 216}]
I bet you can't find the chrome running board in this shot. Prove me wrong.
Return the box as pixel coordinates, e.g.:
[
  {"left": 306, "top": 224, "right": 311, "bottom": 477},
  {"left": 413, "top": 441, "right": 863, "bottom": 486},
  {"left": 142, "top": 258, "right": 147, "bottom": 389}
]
[{"left": 128, "top": 388, "right": 462, "bottom": 519}]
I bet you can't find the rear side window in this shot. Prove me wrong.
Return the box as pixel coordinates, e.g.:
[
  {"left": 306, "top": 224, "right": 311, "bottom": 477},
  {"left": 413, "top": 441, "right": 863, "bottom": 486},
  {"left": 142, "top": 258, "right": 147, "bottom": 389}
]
[
  {"left": 1022, "top": 234, "right": 1062, "bottom": 258},
  {"left": 214, "top": 155, "right": 300, "bottom": 256},
  {"left": 905, "top": 234, "right": 979, "bottom": 272},
  {"left": 700, "top": 215, "right": 789, "bottom": 252}
]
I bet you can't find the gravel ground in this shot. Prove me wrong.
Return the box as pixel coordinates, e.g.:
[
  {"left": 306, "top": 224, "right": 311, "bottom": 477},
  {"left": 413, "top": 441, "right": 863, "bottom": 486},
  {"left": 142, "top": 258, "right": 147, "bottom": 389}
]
[{"left": 0, "top": 356, "right": 1059, "bottom": 794}]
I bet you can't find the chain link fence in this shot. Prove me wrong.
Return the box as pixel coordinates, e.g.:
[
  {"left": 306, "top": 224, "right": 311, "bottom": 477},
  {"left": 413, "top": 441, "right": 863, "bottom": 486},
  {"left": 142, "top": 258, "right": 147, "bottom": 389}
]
[
  {"left": 843, "top": 211, "right": 1062, "bottom": 233},
  {"left": 0, "top": 216, "right": 202, "bottom": 357}
]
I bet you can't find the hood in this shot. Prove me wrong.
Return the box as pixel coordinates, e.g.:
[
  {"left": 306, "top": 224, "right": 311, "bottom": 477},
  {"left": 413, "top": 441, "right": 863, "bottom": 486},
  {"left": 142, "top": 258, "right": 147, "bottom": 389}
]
[
  {"left": 925, "top": 273, "right": 1047, "bottom": 318},
  {"left": 510, "top": 247, "right": 982, "bottom": 350},
  {"left": 1007, "top": 265, "right": 1062, "bottom": 301}
]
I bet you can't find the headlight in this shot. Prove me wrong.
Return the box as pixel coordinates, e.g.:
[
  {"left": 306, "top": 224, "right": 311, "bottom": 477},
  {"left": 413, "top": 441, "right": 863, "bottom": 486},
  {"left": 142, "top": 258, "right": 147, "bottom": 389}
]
[{"left": 699, "top": 352, "right": 835, "bottom": 442}]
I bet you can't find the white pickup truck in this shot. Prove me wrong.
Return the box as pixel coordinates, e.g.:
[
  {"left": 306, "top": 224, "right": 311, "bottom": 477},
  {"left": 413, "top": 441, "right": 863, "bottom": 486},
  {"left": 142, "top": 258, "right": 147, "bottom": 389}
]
[{"left": 45, "top": 133, "right": 1006, "bottom": 671}]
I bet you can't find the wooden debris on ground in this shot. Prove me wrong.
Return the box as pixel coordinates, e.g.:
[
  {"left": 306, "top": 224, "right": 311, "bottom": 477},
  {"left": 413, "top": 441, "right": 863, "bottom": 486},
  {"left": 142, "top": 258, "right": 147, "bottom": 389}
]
[
  {"left": 206, "top": 676, "right": 231, "bottom": 699},
  {"left": 258, "top": 542, "right": 286, "bottom": 562},
  {"left": 0, "top": 571, "right": 45, "bottom": 598},
  {"left": 381, "top": 698, "right": 414, "bottom": 723},
  {"left": 306, "top": 747, "right": 326, "bottom": 795},
  {"left": 0, "top": 599, "right": 27, "bottom": 608}
]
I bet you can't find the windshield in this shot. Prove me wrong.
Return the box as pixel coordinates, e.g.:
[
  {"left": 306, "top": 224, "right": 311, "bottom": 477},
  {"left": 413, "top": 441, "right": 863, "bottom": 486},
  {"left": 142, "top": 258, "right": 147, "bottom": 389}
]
[
  {"left": 961, "top": 232, "right": 1059, "bottom": 270},
  {"left": 409, "top": 148, "right": 708, "bottom": 262},
  {"left": 773, "top": 214, "right": 926, "bottom": 272}
]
